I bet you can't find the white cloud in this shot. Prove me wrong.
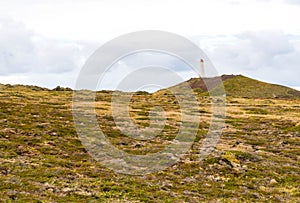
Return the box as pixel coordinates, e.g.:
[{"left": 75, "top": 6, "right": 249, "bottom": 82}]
[
  {"left": 1, "top": 0, "right": 300, "bottom": 41},
  {"left": 0, "top": 19, "right": 35, "bottom": 74},
  {"left": 203, "top": 31, "right": 300, "bottom": 87},
  {"left": 0, "top": 18, "right": 97, "bottom": 76},
  {"left": 284, "top": 0, "right": 300, "bottom": 4},
  {"left": 0, "top": 1, "right": 299, "bottom": 90},
  {"left": 97, "top": 52, "right": 196, "bottom": 92}
]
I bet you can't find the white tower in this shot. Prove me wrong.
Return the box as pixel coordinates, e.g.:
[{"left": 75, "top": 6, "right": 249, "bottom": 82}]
[{"left": 200, "top": 59, "right": 205, "bottom": 78}]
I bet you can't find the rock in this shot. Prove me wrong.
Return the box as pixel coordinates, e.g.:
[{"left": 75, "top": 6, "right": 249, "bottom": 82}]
[
  {"left": 62, "top": 187, "right": 73, "bottom": 193},
  {"left": 270, "top": 179, "right": 278, "bottom": 185},
  {"left": 183, "top": 177, "right": 196, "bottom": 183},
  {"left": 203, "top": 183, "right": 211, "bottom": 187}
]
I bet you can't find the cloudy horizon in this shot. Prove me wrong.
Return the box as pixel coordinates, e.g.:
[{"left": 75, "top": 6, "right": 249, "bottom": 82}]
[{"left": 0, "top": 0, "right": 300, "bottom": 91}]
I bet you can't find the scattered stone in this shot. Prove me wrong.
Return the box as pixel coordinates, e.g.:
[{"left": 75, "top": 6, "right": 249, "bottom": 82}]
[
  {"left": 232, "top": 140, "right": 241, "bottom": 147},
  {"left": 183, "top": 177, "right": 196, "bottom": 183},
  {"left": 62, "top": 187, "right": 73, "bottom": 193},
  {"left": 270, "top": 179, "right": 278, "bottom": 185}
]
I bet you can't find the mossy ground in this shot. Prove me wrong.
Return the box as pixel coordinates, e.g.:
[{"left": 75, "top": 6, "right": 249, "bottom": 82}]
[{"left": 0, "top": 85, "right": 299, "bottom": 202}]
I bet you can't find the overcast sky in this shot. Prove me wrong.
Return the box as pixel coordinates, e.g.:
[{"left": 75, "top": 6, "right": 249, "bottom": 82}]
[{"left": 0, "top": 0, "right": 299, "bottom": 91}]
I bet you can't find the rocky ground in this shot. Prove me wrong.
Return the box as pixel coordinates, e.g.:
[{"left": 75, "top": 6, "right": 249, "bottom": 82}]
[{"left": 0, "top": 84, "right": 299, "bottom": 202}]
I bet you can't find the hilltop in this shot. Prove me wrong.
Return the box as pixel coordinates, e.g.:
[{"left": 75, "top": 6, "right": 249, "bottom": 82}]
[{"left": 168, "top": 75, "right": 300, "bottom": 99}]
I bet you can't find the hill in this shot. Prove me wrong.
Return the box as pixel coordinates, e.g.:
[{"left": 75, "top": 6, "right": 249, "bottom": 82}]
[
  {"left": 167, "top": 75, "right": 300, "bottom": 99},
  {"left": 0, "top": 79, "right": 299, "bottom": 202}
]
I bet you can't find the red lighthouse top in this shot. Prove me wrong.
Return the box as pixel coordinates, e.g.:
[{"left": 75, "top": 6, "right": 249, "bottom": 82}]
[{"left": 200, "top": 59, "right": 204, "bottom": 62}]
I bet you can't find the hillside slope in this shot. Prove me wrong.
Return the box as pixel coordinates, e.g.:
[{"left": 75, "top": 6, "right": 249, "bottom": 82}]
[
  {"left": 0, "top": 81, "right": 299, "bottom": 202},
  {"left": 222, "top": 75, "right": 300, "bottom": 98},
  {"left": 167, "top": 75, "right": 300, "bottom": 99}
]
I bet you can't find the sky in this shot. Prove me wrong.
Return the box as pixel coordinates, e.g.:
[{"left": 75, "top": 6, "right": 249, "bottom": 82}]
[{"left": 0, "top": 0, "right": 300, "bottom": 91}]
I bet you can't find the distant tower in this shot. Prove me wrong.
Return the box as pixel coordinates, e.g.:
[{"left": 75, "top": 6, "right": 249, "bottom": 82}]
[{"left": 199, "top": 59, "right": 205, "bottom": 78}]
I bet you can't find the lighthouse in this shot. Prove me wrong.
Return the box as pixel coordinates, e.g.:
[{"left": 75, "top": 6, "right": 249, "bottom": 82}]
[{"left": 200, "top": 59, "right": 205, "bottom": 78}]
